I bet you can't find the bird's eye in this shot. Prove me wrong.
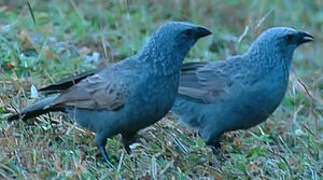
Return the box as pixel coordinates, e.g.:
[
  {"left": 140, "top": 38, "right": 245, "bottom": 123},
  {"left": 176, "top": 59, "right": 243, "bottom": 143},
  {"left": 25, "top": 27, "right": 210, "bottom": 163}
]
[
  {"left": 184, "top": 29, "right": 193, "bottom": 37},
  {"left": 285, "top": 34, "right": 294, "bottom": 43}
]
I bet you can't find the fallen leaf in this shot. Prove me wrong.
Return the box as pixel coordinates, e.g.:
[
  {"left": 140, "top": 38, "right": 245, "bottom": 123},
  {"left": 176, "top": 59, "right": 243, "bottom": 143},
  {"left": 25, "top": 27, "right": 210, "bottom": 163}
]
[
  {"left": 43, "top": 46, "right": 57, "bottom": 59},
  {"left": 18, "top": 30, "right": 35, "bottom": 50}
]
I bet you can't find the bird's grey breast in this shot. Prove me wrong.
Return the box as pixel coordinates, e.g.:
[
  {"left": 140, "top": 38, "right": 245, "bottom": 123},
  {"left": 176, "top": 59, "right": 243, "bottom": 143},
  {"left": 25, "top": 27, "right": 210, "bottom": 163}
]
[
  {"left": 229, "top": 58, "right": 290, "bottom": 128},
  {"left": 122, "top": 70, "right": 180, "bottom": 130},
  {"left": 142, "top": 72, "right": 179, "bottom": 114}
]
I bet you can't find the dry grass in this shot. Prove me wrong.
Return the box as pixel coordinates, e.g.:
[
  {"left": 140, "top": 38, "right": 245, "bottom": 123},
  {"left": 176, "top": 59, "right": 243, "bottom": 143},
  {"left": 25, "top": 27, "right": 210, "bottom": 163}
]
[{"left": 0, "top": 0, "right": 322, "bottom": 179}]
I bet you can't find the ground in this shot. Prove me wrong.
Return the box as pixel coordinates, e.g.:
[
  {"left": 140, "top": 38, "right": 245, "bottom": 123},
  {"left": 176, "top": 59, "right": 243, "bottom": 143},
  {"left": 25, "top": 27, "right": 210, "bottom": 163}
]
[{"left": 0, "top": 0, "right": 322, "bottom": 179}]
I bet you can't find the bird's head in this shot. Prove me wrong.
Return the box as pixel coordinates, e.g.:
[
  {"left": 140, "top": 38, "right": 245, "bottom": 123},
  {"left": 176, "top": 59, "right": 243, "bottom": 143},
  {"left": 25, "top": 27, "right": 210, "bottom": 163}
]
[
  {"left": 248, "top": 27, "right": 313, "bottom": 62},
  {"left": 166, "top": 21, "right": 211, "bottom": 45},
  {"left": 152, "top": 21, "right": 211, "bottom": 50},
  {"left": 141, "top": 21, "right": 211, "bottom": 61},
  {"left": 140, "top": 21, "right": 211, "bottom": 75}
]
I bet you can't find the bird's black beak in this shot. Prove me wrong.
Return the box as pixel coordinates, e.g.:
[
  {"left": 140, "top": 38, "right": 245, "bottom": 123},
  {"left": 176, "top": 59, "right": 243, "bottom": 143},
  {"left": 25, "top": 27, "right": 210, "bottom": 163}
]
[
  {"left": 195, "top": 26, "right": 212, "bottom": 38},
  {"left": 298, "top": 31, "right": 314, "bottom": 44}
]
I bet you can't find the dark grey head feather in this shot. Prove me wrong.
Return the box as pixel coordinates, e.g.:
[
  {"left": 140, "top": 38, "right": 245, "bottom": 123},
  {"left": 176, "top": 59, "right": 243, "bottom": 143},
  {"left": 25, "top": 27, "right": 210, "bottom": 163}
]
[{"left": 140, "top": 21, "right": 211, "bottom": 75}]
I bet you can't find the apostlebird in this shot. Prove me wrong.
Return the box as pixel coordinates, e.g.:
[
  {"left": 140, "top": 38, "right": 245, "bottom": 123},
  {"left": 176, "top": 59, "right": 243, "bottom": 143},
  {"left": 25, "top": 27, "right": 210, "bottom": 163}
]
[
  {"left": 8, "top": 21, "right": 212, "bottom": 166},
  {"left": 172, "top": 27, "right": 313, "bottom": 153}
]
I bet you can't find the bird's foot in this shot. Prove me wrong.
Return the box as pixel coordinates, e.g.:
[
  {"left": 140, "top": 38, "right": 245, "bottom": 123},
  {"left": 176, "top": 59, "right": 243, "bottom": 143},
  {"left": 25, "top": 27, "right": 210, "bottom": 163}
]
[
  {"left": 211, "top": 146, "right": 221, "bottom": 155},
  {"left": 122, "top": 134, "right": 142, "bottom": 155},
  {"left": 98, "top": 145, "right": 115, "bottom": 169},
  {"left": 124, "top": 144, "right": 132, "bottom": 155},
  {"left": 210, "top": 143, "right": 226, "bottom": 166},
  {"left": 208, "top": 140, "right": 222, "bottom": 155}
]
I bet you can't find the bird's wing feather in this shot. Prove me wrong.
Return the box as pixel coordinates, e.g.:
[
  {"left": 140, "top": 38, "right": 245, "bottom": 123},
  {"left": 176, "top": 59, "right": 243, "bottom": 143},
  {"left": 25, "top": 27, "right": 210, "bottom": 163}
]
[
  {"left": 50, "top": 66, "right": 131, "bottom": 110},
  {"left": 39, "top": 68, "right": 104, "bottom": 94},
  {"left": 181, "top": 62, "right": 208, "bottom": 72},
  {"left": 178, "top": 59, "right": 240, "bottom": 103}
]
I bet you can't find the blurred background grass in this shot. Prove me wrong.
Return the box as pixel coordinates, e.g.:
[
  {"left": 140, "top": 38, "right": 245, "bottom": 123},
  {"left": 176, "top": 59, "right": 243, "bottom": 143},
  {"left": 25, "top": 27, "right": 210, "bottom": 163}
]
[{"left": 0, "top": 0, "right": 322, "bottom": 179}]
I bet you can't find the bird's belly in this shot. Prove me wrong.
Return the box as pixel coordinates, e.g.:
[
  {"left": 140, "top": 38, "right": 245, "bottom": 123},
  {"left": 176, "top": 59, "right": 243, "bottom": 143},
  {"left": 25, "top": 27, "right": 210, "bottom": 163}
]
[
  {"left": 126, "top": 92, "right": 175, "bottom": 130},
  {"left": 225, "top": 86, "right": 286, "bottom": 130},
  {"left": 66, "top": 108, "right": 118, "bottom": 134},
  {"left": 120, "top": 77, "right": 179, "bottom": 132}
]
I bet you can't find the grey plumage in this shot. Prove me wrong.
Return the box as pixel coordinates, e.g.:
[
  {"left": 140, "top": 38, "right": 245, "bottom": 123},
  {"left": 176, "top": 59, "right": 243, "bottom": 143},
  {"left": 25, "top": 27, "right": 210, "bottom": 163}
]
[
  {"left": 172, "top": 27, "right": 313, "bottom": 152},
  {"left": 8, "top": 21, "right": 211, "bottom": 166}
]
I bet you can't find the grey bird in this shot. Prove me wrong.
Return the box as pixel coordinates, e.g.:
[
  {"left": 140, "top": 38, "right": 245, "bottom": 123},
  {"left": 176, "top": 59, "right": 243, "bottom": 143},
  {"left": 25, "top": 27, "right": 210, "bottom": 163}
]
[
  {"left": 171, "top": 27, "right": 313, "bottom": 153},
  {"left": 8, "top": 21, "right": 211, "bottom": 166}
]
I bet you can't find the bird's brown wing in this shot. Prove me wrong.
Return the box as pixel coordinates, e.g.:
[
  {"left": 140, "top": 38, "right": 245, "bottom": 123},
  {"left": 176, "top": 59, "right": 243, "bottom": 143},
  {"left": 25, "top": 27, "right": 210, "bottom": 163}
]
[
  {"left": 39, "top": 68, "right": 104, "bottom": 94},
  {"left": 50, "top": 70, "right": 130, "bottom": 110},
  {"left": 178, "top": 61, "right": 234, "bottom": 103}
]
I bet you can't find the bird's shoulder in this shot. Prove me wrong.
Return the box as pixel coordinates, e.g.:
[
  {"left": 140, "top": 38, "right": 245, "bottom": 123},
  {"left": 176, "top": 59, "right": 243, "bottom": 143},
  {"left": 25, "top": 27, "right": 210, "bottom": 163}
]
[{"left": 178, "top": 55, "right": 253, "bottom": 103}]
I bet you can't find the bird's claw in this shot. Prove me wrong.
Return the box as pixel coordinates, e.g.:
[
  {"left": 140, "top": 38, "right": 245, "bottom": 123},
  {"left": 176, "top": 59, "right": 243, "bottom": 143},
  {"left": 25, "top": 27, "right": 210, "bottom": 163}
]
[
  {"left": 124, "top": 144, "right": 132, "bottom": 155},
  {"left": 98, "top": 145, "right": 115, "bottom": 169}
]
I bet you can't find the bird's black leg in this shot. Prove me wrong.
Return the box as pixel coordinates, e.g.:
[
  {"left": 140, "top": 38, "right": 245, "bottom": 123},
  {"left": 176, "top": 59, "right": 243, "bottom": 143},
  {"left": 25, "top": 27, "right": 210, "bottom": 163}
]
[
  {"left": 206, "top": 138, "right": 222, "bottom": 155},
  {"left": 211, "top": 142, "right": 221, "bottom": 155},
  {"left": 95, "top": 136, "right": 115, "bottom": 168},
  {"left": 122, "top": 133, "right": 139, "bottom": 155},
  {"left": 97, "top": 145, "right": 115, "bottom": 168},
  {"left": 207, "top": 139, "right": 226, "bottom": 167},
  {"left": 124, "top": 144, "right": 132, "bottom": 155},
  {"left": 122, "top": 135, "right": 132, "bottom": 155}
]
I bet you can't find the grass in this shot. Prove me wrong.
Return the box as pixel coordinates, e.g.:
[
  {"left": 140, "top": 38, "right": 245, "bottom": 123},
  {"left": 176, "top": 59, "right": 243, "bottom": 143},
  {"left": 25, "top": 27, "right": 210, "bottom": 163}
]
[{"left": 0, "top": 0, "right": 322, "bottom": 179}]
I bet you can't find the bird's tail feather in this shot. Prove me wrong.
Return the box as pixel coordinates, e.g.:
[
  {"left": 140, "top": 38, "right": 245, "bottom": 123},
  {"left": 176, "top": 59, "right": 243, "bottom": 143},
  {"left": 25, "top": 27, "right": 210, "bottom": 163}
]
[{"left": 7, "top": 96, "right": 63, "bottom": 122}]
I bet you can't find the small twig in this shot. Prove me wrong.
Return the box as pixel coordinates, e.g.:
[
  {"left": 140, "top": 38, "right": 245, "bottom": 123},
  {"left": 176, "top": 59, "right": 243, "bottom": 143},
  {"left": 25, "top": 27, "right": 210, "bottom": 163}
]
[
  {"left": 151, "top": 155, "right": 158, "bottom": 180},
  {"left": 159, "top": 160, "right": 173, "bottom": 176},
  {"left": 0, "top": 163, "right": 16, "bottom": 177},
  {"left": 14, "top": 150, "right": 27, "bottom": 179},
  {"left": 117, "top": 151, "right": 125, "bottom": 173},
  {"left": 9, "top": 102, "right": 19, "bottom": 114},
  {"left": 257, "top": 126, "right": 272, "bottom": 151},
  {"left": 64, "top": 121, "right": 88, "bottom": 135},
  {"left": 296, "top": 78, "right": 313, "bottom": 98},
  {"left": 256, "top": 8, "right": 273, "bottom": 29},
  {"left": 301, "top": 124, "right": 316, "bottom": 137},
  {"left": 290, "top": 71, "right": 314, "bottom": 103},
  {"left": 69, "top": 0, "right": 85, "bottom": 25},
  {"left": 0, "top": 169, "right": 12, "bottom": 180},
  {"left": 24, "top": 0, "right": 36, "bottom": 24},
  {"left": 237, "top": 26, "right": 249, "bottom": 44},
  {"left": 170, "top": 131, "right": 188, "bottom": 153}
]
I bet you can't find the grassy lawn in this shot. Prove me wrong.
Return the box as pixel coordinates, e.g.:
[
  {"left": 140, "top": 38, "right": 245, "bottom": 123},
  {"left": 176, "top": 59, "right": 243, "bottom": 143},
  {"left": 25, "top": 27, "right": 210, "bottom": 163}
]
[{"left": 0, "top": 0, "right": 322, "bottom": 179}]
